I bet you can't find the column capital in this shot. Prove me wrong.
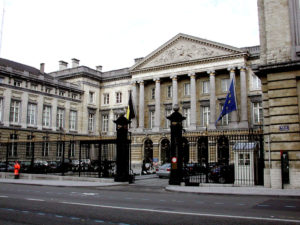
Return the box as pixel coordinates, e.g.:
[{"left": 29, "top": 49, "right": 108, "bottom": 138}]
[
  {"left": 153, "top": 78, "right": 160, "bottom": 82},
  {"left": 238, "top": 65, "right": 247, "bottom": 71},
  {"left": 138, "top": 80, "right": 144, "bottom": 84},
  {"left": 227, "top": 67, "right": 236, "bottom": 72},
  {"left": 170, "top": 75, "right": 177, "bottom": 80},
  {"left": 130, "top": 80, "right": 137, "bottom": 85},
  {"left": 207, "top": 70, "right": 215, "bottom": 75},
  {"left": 188, "top": 72, "right": 196, "bottom": 78}
]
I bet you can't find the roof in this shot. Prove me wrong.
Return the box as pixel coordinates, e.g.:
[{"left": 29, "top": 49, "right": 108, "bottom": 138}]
[
  {"left": 233, "top": 142, "right": 258, "bottom": 151},
  {"left": 0, "top": 58, "right": 42, "bottom": 75}
]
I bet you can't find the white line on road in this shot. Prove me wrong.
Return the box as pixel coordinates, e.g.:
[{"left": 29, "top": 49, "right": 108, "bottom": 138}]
[
  {"left": 0, "top": 196, "right": 8, "bottom": 198},
  {"left": 25, "top": 198, "right": 45, "bottom": 202},
  {"left": 61, "top": 201, "right": 300, "bottom": 223}
]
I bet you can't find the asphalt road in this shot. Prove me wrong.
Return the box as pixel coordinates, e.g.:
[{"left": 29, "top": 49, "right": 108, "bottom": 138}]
[{"left": 0, "top": 178, "right": 299, "bottom": 225}]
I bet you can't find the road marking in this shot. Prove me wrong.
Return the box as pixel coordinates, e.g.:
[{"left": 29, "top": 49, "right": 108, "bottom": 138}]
[
  {"left": 257, "top": 204, "right": 269, "bottom": 207},
  {"left": 285, "top": 206, "right": 296, "bottom": 208},
  {"left": 83, "top": 193, "right": 97, "bottom": 196},
  {"left": 0, "top": 196, "right": 8, "bottom": 198},
  {"left": 61, "top": 201, "right": 300, "bottom": 223},
  {"left": 214, "top": 203, "right": 224, "bottom": 205},
  {"left": 25, "top": 198, "right": 45, "bottom": 202}
]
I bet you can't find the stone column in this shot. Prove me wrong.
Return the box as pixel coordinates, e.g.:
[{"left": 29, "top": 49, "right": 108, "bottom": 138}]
[
  {"left": 131, "top": 81, "right": 137, "bottom": 129},
  {"left": 52, "top": 98, "right": 58, "bottom": 131},
  {"left": 228, "top": 67, "right": 238, "bottom": 128},
  {"left": 188, "top": 72, "right": 197, "bottom": 130},
  {"left": 37, "top": 95, "right": 43, "bottom": 130},
  {"left": 239, "top": 66, "right": 249, "bottom": 128},
  {"left": 208, "top": 70, "right": 216, "bottom": 130},
  {"left": 3, "top": 89, "right": 11, "bottom": 127},
  {"left": 21, "top": 92, "right": 29, "bottom": 128},
  {"left": 171, "top": 75, "right": 178, "bottom": 107},
  {"left": 138, "top": 80, "right": 144, "bottom": 131},
  {"left": 153, "top": 78, "right": 161, "bottom": 132}
]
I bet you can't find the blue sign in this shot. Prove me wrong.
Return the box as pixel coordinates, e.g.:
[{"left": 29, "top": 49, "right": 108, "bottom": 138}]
[{"left": 279, "top": 125, "right": 289, "bottom": 131}]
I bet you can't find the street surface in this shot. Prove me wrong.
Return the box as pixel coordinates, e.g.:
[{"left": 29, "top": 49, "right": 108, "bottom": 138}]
[{"left": 0, "top": 177, "right": 299, "bottom": 225}]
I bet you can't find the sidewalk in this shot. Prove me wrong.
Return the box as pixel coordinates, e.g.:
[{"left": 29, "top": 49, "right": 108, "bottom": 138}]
[
  {"left": 166, "top": 185, "right": 300, "bottom": 197},
  {"left": 0, "top": 178, "right": 126, "bottom": 187}
]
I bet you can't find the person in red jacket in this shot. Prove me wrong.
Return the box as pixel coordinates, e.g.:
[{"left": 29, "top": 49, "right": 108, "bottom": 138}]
[{"left": 14, "top": 161, "right": 20, "bottom": 179}]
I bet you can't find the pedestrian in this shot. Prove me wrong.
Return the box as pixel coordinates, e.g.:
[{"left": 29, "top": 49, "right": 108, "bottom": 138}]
[{"left": 14, "top": 160, "right": 20, "bottom": 179}]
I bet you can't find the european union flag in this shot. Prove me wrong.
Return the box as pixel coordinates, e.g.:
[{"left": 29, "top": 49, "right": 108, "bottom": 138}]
[{"left": 216, "top": 79, "right": 237, "bottom": 125}]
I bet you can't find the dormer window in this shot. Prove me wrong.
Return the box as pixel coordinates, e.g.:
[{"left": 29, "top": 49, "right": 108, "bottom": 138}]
[
  {"left": 72, "top": 93, "right": 78, "bottom": 99},
  {"left": 31, "top": 84, "right": 38, "bottom": 91},
  {"left": 59, "top": 91, "right": 65, "bottom": 96}
]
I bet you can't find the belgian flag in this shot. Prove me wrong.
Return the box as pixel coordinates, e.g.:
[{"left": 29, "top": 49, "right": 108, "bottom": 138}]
[{"left": 126, "top": 92, "right": 135, "bottom": 121}]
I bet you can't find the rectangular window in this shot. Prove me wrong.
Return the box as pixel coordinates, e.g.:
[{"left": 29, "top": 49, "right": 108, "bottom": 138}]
[
  {"left": 72, "top": 93, "right": 78, "bottom": 99},
  {"left": 89, "top": 91, "right": 95, "bottom": 104},
  {"left": 184, "top": 83, "right": 190, "bottom": 96},
  {"left": 57, "top": 142, "right": 64, "bottom": 157},
  {"left": 45, "top": 88, "right": 51, "bottom": 94},
  {"left": 202, "top": 81, "right": 210, "bottom": 94},
  {"left": 165, "top": 109, "right": 172, "bottom": 128},
  {"left": 103, "top": 93, "right": 109, "bottom": 105},
  {"left": 116, "top": 92, "right": 122, "bottom": 103},
  {"left": 43, "top": 105, "right": 51, "bottom": 127},
  {"left": 221, "top": 79, "right": 230, "bottom": 92},
  {"left": 202, "top": 106, "right": 210, "bottom": 127},
  {"left": 252, "top": 74, "right": 261, "bottom": 90},
  {"left": 0, "top": 98, "right": 3, "bottom": 122},
  {"left": 59, "top": 91, "right": 65, "bottom": 96},
  {"left": 14, "top": 80, "right": 21, "bottom": 87},
  {"left": 88, "top": 112, "right": 95, "bottom": 131},
  {"left": 70, "top": 142, "right": 75, "bottom": 157},
  {"left": 42, "top": 136, "right": 49, "bottom": 157},
  {"left": 26, "top": 135, "right": 34, "bottom": 157},
  {"left": 238, "top": 153, "right": 250, "bottom": 166},
  {"left": 150, "top": 111, "right": 155, "bottom": 129},
  {"left": 253, "top": 102, "right": 263, "bottom": 124},
  {"left": 10, "top": 100, "right": 20, "bottom": 124},
  {"left": 167, "top": 85, "right": 172, "bottom": 98},
  {"left": 27, "top": 103, "right": 37, "bottom": 126},
  {"left": 31, "top": 84, "right": 38, "bottom": 91},
  {"left": 56, "top": 108, "right": 65, "bottom": 129},
  {"left": 220, "top": 104, "right": 229, "bottom": 126},
  {"left": 102, "top": 114, "right": 109, "bottom": 132},
  {"left": 183, "top": 108, "right": 190, "bottom": 128},
  {"left": 69, "top": 110, "right": 77, "bottom": 130},
  {"left": 9, "top": 134, "right": 18, "bottom": 157}
]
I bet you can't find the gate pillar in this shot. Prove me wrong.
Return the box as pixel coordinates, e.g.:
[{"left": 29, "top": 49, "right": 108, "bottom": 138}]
[
  {"left": 114, "top": 113, "right": 130, "bottom": 182},
  {"left": 167, "top": 105, "right": 186, "bottom": 185}
]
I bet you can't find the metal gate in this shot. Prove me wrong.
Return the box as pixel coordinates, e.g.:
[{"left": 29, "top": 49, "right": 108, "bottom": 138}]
[{"left": 182, "top": 129, "right": 264, "bottom": 186}]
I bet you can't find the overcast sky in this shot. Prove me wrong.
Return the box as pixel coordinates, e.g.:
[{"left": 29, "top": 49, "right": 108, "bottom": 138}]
[{"left": 0, "top": 0, "right": 259, "bottom": 73}]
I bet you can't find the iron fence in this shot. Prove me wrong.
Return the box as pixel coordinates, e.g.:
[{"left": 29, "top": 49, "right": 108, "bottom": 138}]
[
  {"left": 0, "top": 138, "right": 117, "bottom": 178},
  {"left": 182, "top": 129, "right": 264, "bottom": 186}
]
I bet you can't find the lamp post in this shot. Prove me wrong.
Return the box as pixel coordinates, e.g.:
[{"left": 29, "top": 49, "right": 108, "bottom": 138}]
[{"left": 167, "top": 105, "right": 186, "bottom": 185}]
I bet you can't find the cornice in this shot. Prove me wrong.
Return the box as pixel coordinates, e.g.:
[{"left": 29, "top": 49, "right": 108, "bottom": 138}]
[{"left": 130, "top": 52, "right": 248, "bottom": 75}]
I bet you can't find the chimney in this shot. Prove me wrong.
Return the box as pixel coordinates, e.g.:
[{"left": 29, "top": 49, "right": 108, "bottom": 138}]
[
  {"left": 40, "top": 63, "right": 45, "bottom": 74},
  {"left": 96, "top": 65, "right": 102, "bottom": 72},
  {"left": 71, "top": 58, "right": 80, "bottom": 68},
  {"left": 59, "top": 60, "right": 68, "bottom": 70}
]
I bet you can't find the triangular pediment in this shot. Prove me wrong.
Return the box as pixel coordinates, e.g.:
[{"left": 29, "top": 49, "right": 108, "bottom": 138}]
[{"left": 131, "top": 33, "right": 243, "bottom": 71}]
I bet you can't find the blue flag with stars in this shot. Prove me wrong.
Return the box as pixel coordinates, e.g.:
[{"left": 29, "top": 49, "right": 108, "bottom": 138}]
[{"left": 216, "top": 79, "right": 237, "bottom": 125}]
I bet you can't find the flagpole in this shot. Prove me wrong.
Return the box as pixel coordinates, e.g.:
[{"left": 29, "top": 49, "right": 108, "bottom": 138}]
[{"left": 0, "top": 0, "right": 6, "bottom": 57}]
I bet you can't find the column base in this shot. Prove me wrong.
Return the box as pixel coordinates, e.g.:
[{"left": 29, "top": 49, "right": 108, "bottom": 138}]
[
  {"left": 209, "top": 123, "right": 216, "bottom": 130},
  {"left": 230, "top": 121, "right": 239, "bottom": 129},
  {"left": 239, "top": 121, "right": 249, "bottom": 129},
  {"left": 152, "top": 127, "right": 161, "bottom": 133},
  {"left": 136, "top": 128, "right": 144, "bottom": 133},
  {"left": 188, "top": 124, "right": 197, "bottom": 131}
]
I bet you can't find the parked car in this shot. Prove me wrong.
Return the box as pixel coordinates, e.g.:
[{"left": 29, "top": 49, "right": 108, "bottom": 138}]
[
  {"left": 0, "top": 162, "right": 14, "bottom": 172},
  {"left": 184, "top": 163, "right": 206, "bottom": 175},
  {"left": 208, "top": 164, "right": 234, "bottom": 184},
  {"left": 20, "top": 161, "right": 31, "bottom": 173},
  {"left": 156, "top": 163, "right": 171, "bottom": 178}
]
